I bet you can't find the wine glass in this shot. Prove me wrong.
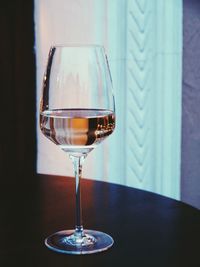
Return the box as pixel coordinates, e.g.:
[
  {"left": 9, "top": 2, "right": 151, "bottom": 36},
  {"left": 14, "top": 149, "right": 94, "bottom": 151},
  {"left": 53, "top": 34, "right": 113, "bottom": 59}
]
[{"left": 40, "top": 44, "right": 115, "bottom": 254}]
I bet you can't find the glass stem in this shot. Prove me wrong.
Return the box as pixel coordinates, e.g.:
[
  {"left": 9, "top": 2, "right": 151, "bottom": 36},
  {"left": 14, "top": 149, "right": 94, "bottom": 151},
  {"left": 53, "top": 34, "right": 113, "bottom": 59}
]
[{"left": 69, "top": 154, "right": 86, "bottom": 239}]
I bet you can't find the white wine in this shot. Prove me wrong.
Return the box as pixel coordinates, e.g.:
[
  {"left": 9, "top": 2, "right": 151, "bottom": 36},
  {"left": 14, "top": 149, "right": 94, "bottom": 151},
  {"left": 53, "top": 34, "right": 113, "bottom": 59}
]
[{"left": 40, "top": 109, "right": 115, "bottom": 153}]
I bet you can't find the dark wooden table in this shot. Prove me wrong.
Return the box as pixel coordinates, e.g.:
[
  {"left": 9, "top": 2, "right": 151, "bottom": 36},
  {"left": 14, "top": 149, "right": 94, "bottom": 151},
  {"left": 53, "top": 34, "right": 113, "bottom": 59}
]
[{"left": 1, "top": 174, "right": 200, "bottom": 266}]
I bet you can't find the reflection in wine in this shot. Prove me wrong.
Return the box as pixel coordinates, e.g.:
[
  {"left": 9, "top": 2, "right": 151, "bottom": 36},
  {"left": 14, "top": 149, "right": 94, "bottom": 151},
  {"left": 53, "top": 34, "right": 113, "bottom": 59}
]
[{"left": 40, "top": 108, "right": 115, "bottom": 155}]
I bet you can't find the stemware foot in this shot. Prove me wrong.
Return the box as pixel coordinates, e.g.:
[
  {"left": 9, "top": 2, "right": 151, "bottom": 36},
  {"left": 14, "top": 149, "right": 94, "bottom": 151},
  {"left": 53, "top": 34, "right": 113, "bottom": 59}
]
[{"left": 45, "top": 229, "right": 114, "bottom": 255}]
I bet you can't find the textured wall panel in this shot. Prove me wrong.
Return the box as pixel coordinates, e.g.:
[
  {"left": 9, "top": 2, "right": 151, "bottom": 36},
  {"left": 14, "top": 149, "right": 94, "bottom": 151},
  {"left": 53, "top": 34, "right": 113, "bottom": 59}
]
[
  {"left": 123, "top": 0, "right": 182, "bottom": 199},
  {"left": 126, "top": 0, "right": 153, "bottom": 188}
]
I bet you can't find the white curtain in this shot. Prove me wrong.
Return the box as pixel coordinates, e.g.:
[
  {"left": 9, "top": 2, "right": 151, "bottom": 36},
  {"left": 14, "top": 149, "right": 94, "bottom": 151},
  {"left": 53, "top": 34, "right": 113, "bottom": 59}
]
[
  {"left": 35, "top": 0, "right": 182, "bottom": 199},
  {"left": 35, "top": 0, "right": 122, "bottom": 184}
]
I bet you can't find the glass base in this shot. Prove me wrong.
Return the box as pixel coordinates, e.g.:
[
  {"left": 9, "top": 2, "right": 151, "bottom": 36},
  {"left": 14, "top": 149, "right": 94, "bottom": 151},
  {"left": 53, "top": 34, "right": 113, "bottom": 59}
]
[{"left": 45, "top": 229, "right": 114, "bottom": 255}]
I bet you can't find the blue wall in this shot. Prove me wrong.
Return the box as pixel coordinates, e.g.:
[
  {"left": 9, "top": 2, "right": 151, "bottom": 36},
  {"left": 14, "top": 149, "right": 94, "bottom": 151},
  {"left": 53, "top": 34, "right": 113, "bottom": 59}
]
[{"left": 181, "top": 0, "right": 200, "bottom": 209}]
